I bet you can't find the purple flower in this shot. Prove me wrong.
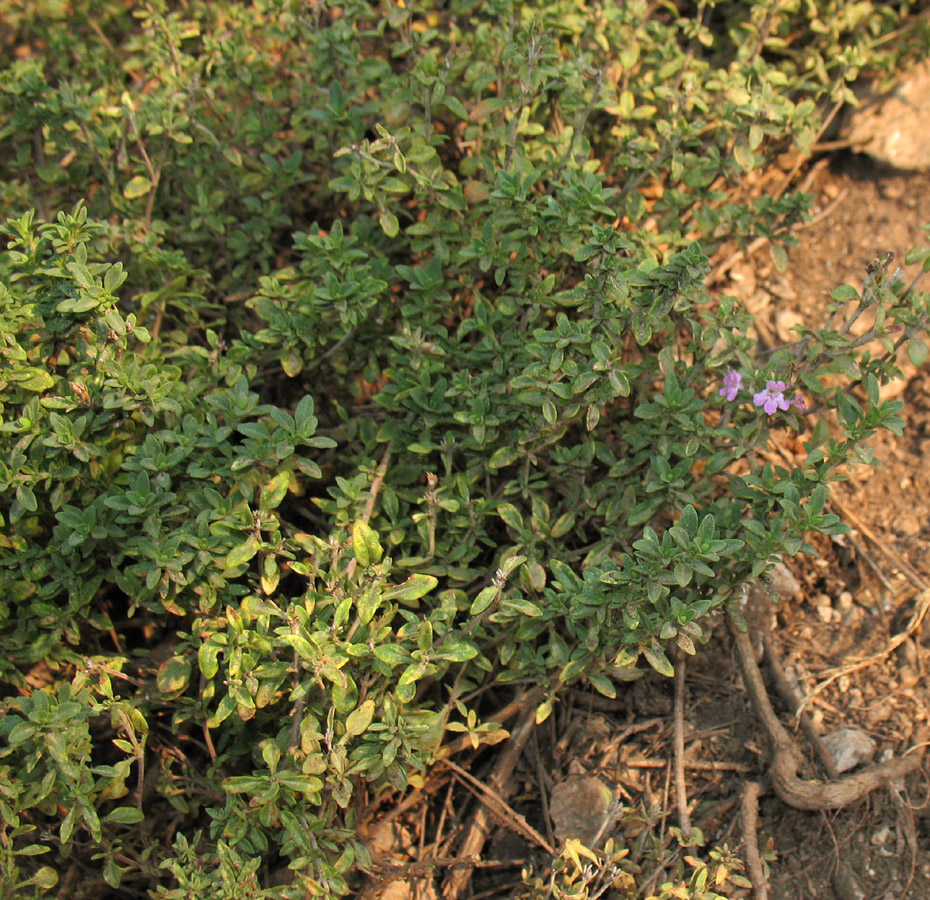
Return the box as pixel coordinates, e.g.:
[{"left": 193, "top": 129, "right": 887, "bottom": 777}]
[
  {"left": 791, "top": 393, "right": 807, "bottom": 413},
  {"left": 719, "top": 369, "right": 743, "bottom": 401},
  {"left": 753, "top": 380, "right": 791, "bottom": 415}
]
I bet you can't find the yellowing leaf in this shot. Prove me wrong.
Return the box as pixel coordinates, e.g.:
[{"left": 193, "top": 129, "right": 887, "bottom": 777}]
[
  {"left": 353, "top": 520, "right": 383, "bottom": 568},
  {"left": 379, "top": 211, "right": 399, "bottom": 238},
  {"left": 156, "top": 656, "right": 191, "bottom": 694},
  {"left": 123, "top": 175, "right": 153, "bottom": 199},
  {"left": 343, "top": 699, "right": 375, "bottom": 739},
  {"left": 535, "top": 699, "right": 553, "bottom": 724},
  {"left": 381, "top": 573, "right": 437, "bottom": 603},
  {"left": 225, "top": 536, "right": 259, "bottom": 570}
]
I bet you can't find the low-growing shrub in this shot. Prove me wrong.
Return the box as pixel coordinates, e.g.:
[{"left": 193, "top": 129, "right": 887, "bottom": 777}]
[{"left": 2, "top": 1, "right": 930, "bottom": 897}]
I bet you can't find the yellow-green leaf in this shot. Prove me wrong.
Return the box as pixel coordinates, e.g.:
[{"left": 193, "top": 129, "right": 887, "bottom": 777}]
[
  {"left": 379, "top": 211, "right": 399, "bottom": 238},
  {"left": 123, "top": 175, "right": 153, "bottom": 199},
  {"left": 225, "top": 535, "right": 259, "bottom": 569},
  {"left": 353, "top": 520, "right": 383, "bottom": 568},
  {"left": 535, "top": 699, "right": 553, "bottom": 724},
  {"left": 381, "top": 573, "right": 437, "bottom": 604},
  {"left": 103, "top": 806, "right": 145, "bottom": 825},
  {"left": 31, "top": 867, "right": 59, "bottom": 889},
  {"left": 9, "top": 367, "right": 54, "bottom": 392},
  {"left": 343, "top": 699, "right": 375, "bottom": 739},
  {"left": 157, "top": 656, "right": 192, "bottom": 694},
  {"left": 261, "top": 471, "right": 291, "bottom": 511}
]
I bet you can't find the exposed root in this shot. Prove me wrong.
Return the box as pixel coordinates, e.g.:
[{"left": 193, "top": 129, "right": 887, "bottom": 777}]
[
  {"left": 731, "top": 621, "right": 924, "bottom": 811},
  {"left": 673, "top": 648, "right": 692, "bottom": 836},
  {"left": 759, "top": 626, "right": 839, "bottom": 780},
  {"left": 740, "top": 780, "right": 768, "bottom": 900}
]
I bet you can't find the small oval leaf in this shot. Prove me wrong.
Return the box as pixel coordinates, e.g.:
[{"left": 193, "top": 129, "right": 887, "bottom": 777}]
[{"left": 123, "top": 175, "right": 153, "bottom": 199}]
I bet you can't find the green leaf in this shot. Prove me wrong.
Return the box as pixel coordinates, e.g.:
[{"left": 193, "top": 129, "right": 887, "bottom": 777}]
[
  {"left": 398, "top": 663, "right": 424, "bottom": 686},
  {"left": 908, "top": 337, "right": 929, "bottom": 366},
  {"left": 198, "top": 642, "right": 222, "bottom": 679},
  {"left": 12, "top": 844, "right": 51, "bottom": 856},
  {"left": 15, "top": 485, "right": 37, "bottom": 512},
  {"left": 442, "top": 95, "right": 469, "bottom": 120},
  {"left": 351, "top": 584, "right": 379, "bottom": 624},
  {"left": 830, "top": 284, "right": 860, "bottom": 302},
  {"left": 436, "top": 637, "right": 478, "bottom": 662},
  {"left": 9, "top": 367, "right": 54, "bottom": 391},
  {"left": 770, "top": 241, "right": 787, "bottom": 273},
  {"left": 260, "top": 471, "right": 291, "bottom": 511},
  {"left": 733, "top": 138, "right": 754, "bottom": 173},
  {"left": 279, "top": 633, "right": 315, "bottom": 660},
  {"left": 833, "top": 354, "right": 860, "bottom": 379},
  {"left": 497, "top": 502, "right": 524, "bottom": 530},
  {"left": 587, "top": 672, "right": 616, "bottom": 698},
  {"left": 225, "top": 535, "right": 260, "bottom": 569},
  {"left": 60, "top": 808, "right": 76, "bottom": 845},
  {"left": 103, "top": 807, "right": 145, "bottom": 825},
  {"left": 379, "top": 211, "right": 399, "bottom": 237},
  {"left": 103, "top": 856, "right": 123, "bottom": 889},
  {"left": 488, "top": 445, "right": 521, "bottom": 469},
  {"left": 81, "top": 803, "right": 102, "bottom": 842},
  {"left": 30, "top": 867, "right": 58, "bottom": 889},
  {"left": 104, "top": 262, "right": 127, "bottom": 292},
  {"left": 224, "top": 775, "right": 268, "bottom": 793},
  {"left": 550, "top": 512, "right": 575, "bottom": 538},
  {"left": 502, "top": 597, "right": 542, "bottom": 617}
]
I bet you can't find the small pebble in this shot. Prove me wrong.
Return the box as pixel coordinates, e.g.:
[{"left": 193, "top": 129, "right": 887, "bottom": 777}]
[
  {"left": 823, "top": 728, "right": 876, "bottom": 773},
  {"left": 832, "top": 862, "right": 866, "bottom": 900},
  {"left": 770, "top": 561, "right": 801, "bottom": 599}
]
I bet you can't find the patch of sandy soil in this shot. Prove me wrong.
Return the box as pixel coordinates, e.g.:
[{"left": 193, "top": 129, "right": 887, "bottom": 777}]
[{"left": 720, "top": 153, "right": 930, "bottom": 900}]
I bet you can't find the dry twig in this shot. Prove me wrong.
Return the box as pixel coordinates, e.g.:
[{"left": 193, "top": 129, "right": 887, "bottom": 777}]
[
  {"left": 440, "top": 758, "right": 554, "bottom": 854},
  {"left": 830, "top": 492, "right": 927, "bottom": 591},
  {"left": 441, "top": 698, "right": 539, "bottom": 900}
]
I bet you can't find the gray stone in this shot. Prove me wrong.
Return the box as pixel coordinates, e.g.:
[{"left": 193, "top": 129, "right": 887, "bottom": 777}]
[{"left": 822, "top": 727, "right": 877, "bottom": 773}]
